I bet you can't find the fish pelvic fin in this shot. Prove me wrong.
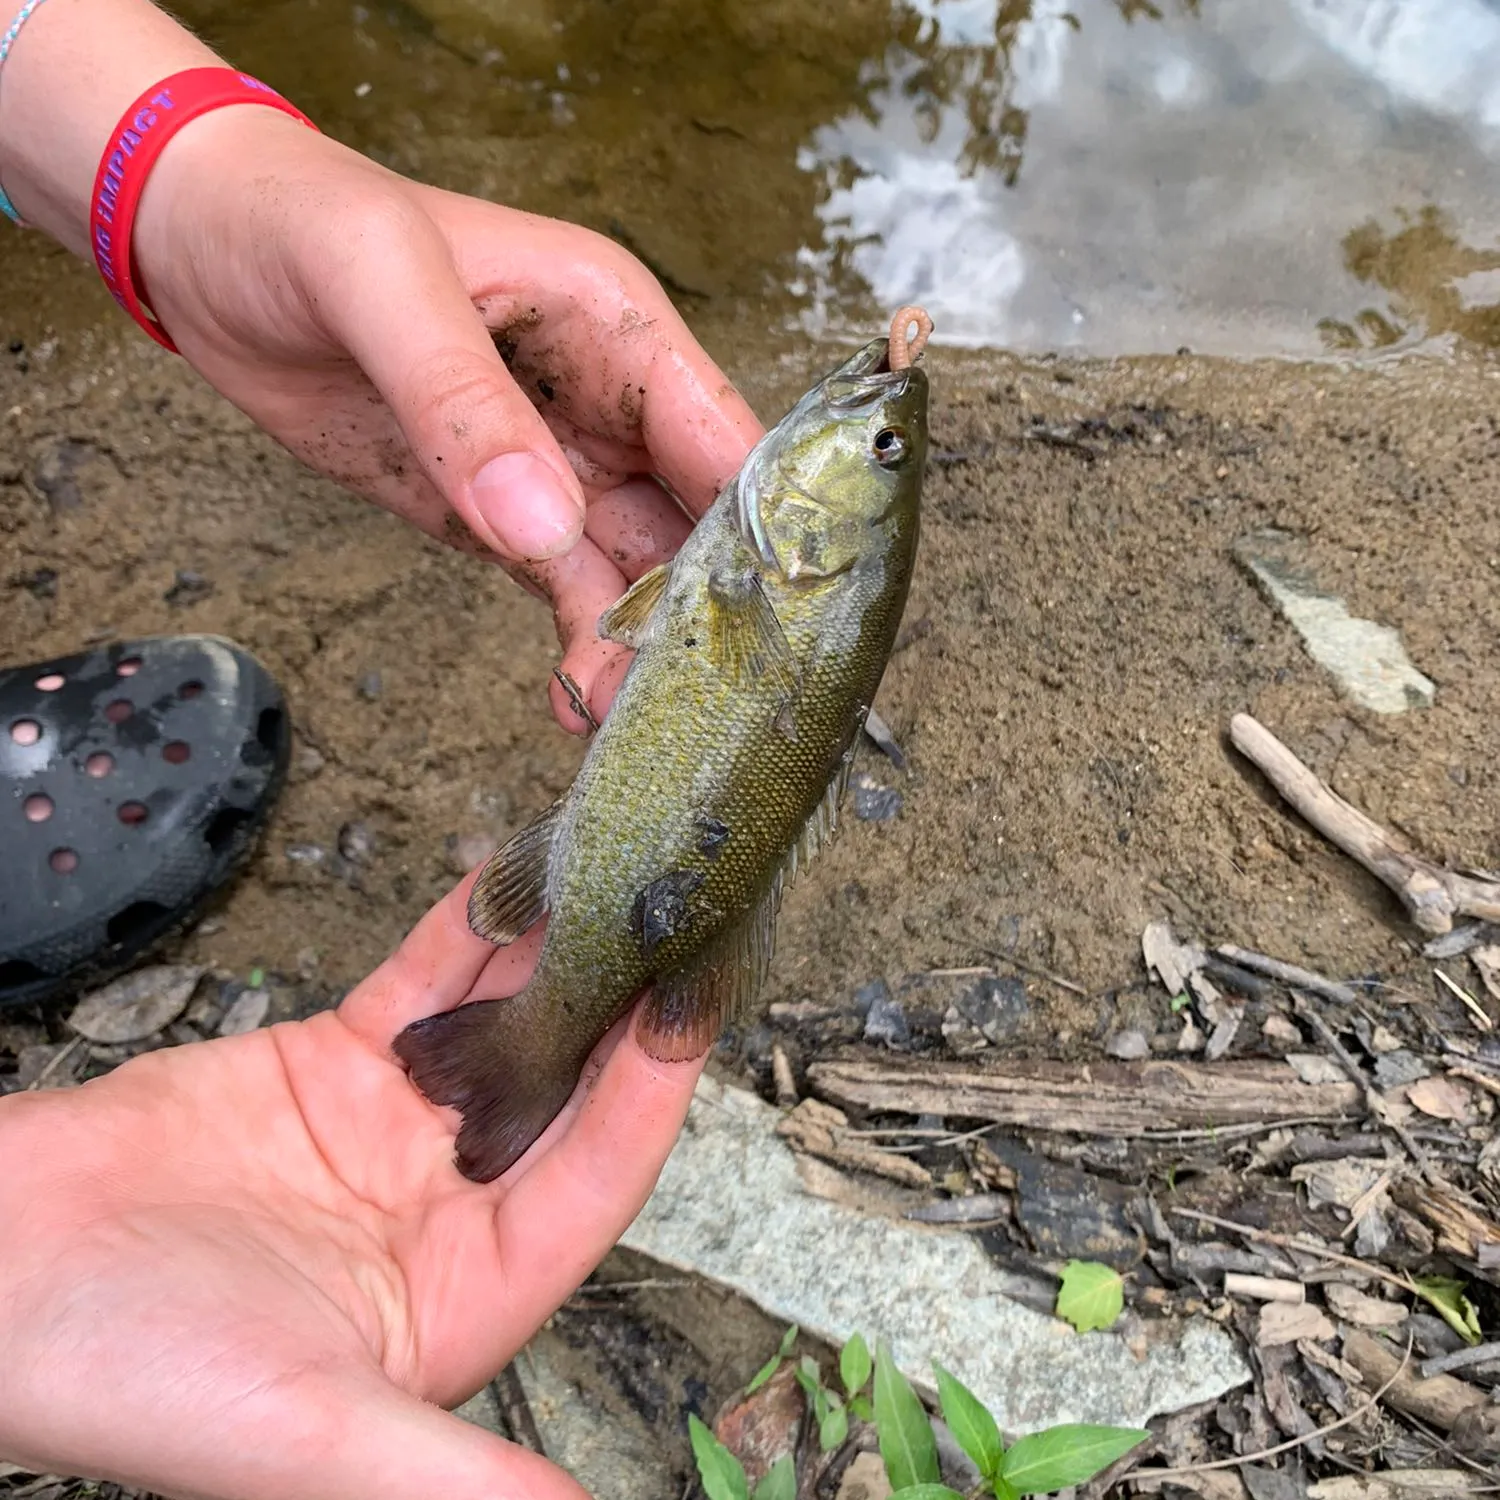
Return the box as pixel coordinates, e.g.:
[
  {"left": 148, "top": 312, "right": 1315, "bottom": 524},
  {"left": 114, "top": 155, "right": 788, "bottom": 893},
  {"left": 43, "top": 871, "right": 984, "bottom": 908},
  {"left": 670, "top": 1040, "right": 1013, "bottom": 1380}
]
[
  {"left": 468, "top": 798, "right": 564, "bottom": 944},
  {"left": 705, "top": 566, "right": 800, "bottom": 697},
  {"left": 598, "top": 560, "right": 671, "bottom": 648},
  {"left": 636, "top": 878, "right": 780, "bottom": 1063},
  {"left": 393, "top": 997, "right": 579, "bottom": 1183}
]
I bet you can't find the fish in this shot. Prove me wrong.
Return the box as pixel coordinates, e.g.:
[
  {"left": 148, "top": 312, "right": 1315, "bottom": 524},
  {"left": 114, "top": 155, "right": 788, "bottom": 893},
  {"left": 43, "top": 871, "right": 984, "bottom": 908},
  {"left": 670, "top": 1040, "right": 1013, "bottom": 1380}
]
[{"left": 394, "top": 307, "right": 934, "bottom": 1182}]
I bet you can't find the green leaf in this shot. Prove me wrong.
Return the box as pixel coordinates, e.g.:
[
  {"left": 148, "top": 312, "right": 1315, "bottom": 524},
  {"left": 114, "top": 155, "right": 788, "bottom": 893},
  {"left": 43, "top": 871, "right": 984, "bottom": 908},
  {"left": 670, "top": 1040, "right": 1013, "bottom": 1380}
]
[
  {"left": 247, "top": 967, "right": 265, "bottom": 990},
  {"left": 819, "top": 1399, "right": 849, "bottom": 1452},
  {"left": 751, "top": 1455, "right": 795, "bottom": 1500},
  {"left": 934, "top": 1363, "right": 1004, "bottom": 1481},
  {"left": 874, "top": 1340, "right": 940, "bottom": 1490},
  {"left": 1055, "top": 1260, "right": 1125, "bottom": 1334},
  {"left": 888, "top": 1488, "right": 965, "bottom": 1499},
  {"left": 1414, "top": 1277, "right": 1482, "bottom": 1346},
  {"left": 688, "top": 1414, "right": 750, "bottom": 1500},
  {"left": 850, "top": 1394, "right": 874, "bottom": 1423},
  {"left": 745, "top": 1325, "right": 800, "bottom": 1395},
  {"left": 841, "top": 1332, "right": 873, "bottom": 1397},
  {"left": 999, "top": 1424, "right": 1149, "bottom": 1495}
]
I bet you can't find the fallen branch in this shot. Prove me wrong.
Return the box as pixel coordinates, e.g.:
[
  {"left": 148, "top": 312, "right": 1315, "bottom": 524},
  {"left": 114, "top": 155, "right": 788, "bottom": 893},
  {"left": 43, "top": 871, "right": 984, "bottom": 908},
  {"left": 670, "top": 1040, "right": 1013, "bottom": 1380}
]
[
  {"left": 1229, "top": 713, "right": 1500, "bottom": 936},
  {"left": 806, "top": 1057, "right": 1360, "bottom": 1135},
  {"left": 1214, "top": 943, "right": 1359, "bottom": 1005},
  {"left": 1343, "top": 1330, "right": 1489, "bottom": 1434}
]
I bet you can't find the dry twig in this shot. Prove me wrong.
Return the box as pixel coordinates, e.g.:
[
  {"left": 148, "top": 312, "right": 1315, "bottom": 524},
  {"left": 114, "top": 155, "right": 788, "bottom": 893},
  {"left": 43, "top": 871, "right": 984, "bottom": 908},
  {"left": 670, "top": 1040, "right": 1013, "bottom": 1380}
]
[
  {"left": 1214, "top": 944, "right": 1359, "bottom": 1004},
  {"left": 1229, "top": 713, "right": 1500, "bottom": 936}
]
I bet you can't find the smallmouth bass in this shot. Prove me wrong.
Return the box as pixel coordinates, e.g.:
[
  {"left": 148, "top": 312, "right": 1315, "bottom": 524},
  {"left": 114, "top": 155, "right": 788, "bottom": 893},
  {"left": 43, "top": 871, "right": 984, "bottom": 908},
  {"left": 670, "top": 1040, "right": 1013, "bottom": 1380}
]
[{"left": 395, "top": 309, "right": 933, "bottom": 1182}]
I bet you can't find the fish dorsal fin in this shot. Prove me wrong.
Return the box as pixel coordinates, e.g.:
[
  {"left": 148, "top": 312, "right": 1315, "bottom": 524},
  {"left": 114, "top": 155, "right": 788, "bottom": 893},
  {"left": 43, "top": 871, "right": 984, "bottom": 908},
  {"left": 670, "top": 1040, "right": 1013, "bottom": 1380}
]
[
  {"left": 598, "top": 561, "right": 672, "bottom": 648},
  {"left": 706, "top": 567, "right": 800, "bottom": 696},
  {"left": 467, "top": 798, "right": 564, "bottom": 944},
  {"left": 636, "top": 879, "right": 779, "bottom": 1063},
  {"left": 784, "top": 744, "right": 856, "bottom": 887}
]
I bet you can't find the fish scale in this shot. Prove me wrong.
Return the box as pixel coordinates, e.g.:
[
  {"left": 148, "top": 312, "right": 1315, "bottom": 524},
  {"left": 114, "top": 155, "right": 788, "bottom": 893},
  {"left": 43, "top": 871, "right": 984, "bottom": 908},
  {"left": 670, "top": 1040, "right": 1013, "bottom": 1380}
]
[{"left": 395, "top": 316, "right": 932, "bottom": 1182}]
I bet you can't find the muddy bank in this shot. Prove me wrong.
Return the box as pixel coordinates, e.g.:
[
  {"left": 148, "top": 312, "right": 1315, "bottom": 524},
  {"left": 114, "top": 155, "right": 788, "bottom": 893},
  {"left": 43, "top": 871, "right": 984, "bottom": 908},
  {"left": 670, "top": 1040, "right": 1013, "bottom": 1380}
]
[{"left": 2, "top": 330, "right": 1496, "bottom": 1030}]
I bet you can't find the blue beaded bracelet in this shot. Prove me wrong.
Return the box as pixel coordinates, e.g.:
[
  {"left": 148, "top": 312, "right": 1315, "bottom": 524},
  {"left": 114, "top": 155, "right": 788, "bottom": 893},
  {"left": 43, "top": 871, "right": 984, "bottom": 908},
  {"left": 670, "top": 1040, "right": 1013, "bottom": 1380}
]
[{"left": 0, "top": 0, "right": 54, "bottom": 224}]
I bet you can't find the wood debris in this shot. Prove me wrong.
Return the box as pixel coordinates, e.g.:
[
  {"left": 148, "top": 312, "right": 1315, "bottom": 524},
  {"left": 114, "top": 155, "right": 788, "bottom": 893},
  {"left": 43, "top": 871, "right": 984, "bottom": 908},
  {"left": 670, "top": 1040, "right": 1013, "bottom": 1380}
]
[
  {"left": 775, "top": 1098, "right": 933, "bottom": 1188},
  {"left": 1229, "top": 713, "right": 1500, "bottom": 935},
  {"left": 806, "top": 1058, "right": 1360, "bottom": 1134}
]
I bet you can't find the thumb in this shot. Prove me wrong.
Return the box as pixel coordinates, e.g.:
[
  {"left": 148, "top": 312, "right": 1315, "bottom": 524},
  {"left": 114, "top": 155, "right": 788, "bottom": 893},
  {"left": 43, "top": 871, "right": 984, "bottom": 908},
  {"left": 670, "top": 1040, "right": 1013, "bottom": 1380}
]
[
  {"left": 324, "top": 206, "right": 586, "bottom": 563},
  {"left": 242, "top": 1373, "right": 591, "bottom": 1500}
]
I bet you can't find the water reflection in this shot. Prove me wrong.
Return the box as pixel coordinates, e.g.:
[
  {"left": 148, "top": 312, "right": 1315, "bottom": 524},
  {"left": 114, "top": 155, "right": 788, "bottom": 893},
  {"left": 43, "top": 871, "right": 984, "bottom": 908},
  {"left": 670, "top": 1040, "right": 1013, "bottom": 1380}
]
[
  {"left": 797, "top": 0, "right": 1500, "bottom": 354},
  {"left": 5, "top": 0, "right": 1500, "bottom": 359}
]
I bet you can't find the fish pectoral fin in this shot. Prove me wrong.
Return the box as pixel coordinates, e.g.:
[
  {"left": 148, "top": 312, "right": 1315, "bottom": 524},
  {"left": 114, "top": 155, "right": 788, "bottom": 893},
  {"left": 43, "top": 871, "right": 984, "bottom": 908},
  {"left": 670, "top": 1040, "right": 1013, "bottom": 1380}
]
[
  {"left": 467, "top": 798, "right": 564, "bottom": 944},
  {"left": 705, "top": 567, "right": 800, "bottom": 696},
  {"left": 598, "top": 561, "right": 671, "bottom": 647},
  {"left": 636, "top": 882, "right": 779, "bottom": 1063}
]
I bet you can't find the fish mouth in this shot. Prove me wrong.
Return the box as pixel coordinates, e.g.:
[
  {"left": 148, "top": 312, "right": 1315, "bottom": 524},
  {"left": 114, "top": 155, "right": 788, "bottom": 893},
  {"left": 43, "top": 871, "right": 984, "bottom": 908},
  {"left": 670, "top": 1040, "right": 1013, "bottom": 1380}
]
[{"left": 821, "top": 337, "right": 918, "bottom": 412}]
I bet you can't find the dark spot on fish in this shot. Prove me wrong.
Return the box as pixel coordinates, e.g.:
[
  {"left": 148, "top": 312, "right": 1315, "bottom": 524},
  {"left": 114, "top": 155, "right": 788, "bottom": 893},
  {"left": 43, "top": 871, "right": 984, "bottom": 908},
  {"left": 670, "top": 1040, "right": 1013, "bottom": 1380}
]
[
  {"left": 538, "top": 379, "right": 556, "bottom": 401},
  {"left": 630, "top": 869, "right": 704, "bottom": 956},
  {"left": 695, "top": 814, "right": 730, "bottom": 860},
  {"left": 683, "top": 636, "right": 697, "bottom": 648}
]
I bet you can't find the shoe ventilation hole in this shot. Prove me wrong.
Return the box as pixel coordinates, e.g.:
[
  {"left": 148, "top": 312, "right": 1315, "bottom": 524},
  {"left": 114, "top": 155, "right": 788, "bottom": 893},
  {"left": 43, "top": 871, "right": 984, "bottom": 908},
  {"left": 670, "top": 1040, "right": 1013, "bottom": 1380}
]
[
  {"left": 162, "top": 740, "right": 191, "bottom": 764},
  {"left": 10, "top": 718, "right": 40, "bottom": 746},
  {"left": 117, "top": 801, "right": 149, "bottom": 826},
  {"left": 105, "top": 699, "right": 133, "bottom": 724},
  {"left": 23, "top": 793, "right": 52, "bottom": 822},
  {"left": 116, "top": 657, "right": 142, "bottom": 677},
  {"left": 35, "top": 673, "right": 64, "bottom": 692},
  {"left": 179, "top": 680, "right": 204, "bottom": 699},
  {"left": 49, "top": 848, "right": 78, "bottom": 874},
  {"left": 86, "top": 752, "right": 114, "bottom": 777}
]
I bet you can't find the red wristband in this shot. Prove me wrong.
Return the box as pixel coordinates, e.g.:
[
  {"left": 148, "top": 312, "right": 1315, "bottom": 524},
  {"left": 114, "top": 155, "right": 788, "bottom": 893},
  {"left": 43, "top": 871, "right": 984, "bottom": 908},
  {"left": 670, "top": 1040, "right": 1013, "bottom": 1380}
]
[{"left": 89, "top": 68, "right": 319, "bottom": 353}]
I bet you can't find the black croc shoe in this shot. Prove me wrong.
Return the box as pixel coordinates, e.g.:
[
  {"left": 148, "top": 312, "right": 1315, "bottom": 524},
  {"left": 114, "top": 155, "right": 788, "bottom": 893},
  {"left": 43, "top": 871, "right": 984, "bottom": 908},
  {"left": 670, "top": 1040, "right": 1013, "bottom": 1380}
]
[{"left": 0, "top": 636, "right": 290, "bottom": 1009}]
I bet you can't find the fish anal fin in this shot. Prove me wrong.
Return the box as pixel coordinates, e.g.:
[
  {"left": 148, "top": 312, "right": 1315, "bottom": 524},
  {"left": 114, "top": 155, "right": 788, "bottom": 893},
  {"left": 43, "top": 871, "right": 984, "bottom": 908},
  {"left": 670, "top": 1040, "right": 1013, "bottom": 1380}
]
[
  {"left": 467, "top": 799, "right": 564, "bottom": 944},
  {"left": 393, "top": 997, "right": 579, "bottom": 1183},
  {"left": 705, "top": 567, "right": 800, "bottom": 696},
  {"left": 635, "top": 884, "right": 778, "bottom": 1063},
  {"left": 598, "top": 561, "right": 671, "bottom": 647}
]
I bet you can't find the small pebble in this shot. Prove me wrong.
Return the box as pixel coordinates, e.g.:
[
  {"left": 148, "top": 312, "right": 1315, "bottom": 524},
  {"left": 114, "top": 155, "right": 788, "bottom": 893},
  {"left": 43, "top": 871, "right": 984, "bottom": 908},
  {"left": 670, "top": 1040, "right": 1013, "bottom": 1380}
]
[
  {"left": 1260, "top": 1013, "right": 1302, "bottom": 1047},
  {"left": 218, "top": 988, "right": 271, "bottom": 1037},
  {"left": 356, "top": 670, "right": 383, "bottom": 701},
  {"left": 337, "top": 819, "right": 375, "bottom": 862},
  {"left": 864, "top": 991, "right": 911, "bottom": 1047},
  {"left": 852, "top": 773, "right": 903, "bottom": 822},
  {"left": 1104, "top": 1028, "right": 1150, "bottom": 1060},
  {"left": 285, "top": 842, "right": 329, "bottom": 867},
  {"left": 852, "top": 978, "right": 890, "bottom": 1018}
]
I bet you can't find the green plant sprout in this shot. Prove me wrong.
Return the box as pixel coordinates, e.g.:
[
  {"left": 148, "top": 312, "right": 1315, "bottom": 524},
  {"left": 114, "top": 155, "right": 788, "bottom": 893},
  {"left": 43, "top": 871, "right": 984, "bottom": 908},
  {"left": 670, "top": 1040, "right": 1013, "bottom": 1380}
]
[{"left": 692, "top": 1329, "right": 1147, "bottom": 1499}]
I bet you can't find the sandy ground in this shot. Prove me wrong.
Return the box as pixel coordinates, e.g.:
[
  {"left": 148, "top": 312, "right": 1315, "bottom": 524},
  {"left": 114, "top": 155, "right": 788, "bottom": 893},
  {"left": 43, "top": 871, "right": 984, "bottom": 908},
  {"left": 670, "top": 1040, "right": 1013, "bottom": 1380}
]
[{"left": 4, "top": 324, "right": 1497, "bottom": 1040}]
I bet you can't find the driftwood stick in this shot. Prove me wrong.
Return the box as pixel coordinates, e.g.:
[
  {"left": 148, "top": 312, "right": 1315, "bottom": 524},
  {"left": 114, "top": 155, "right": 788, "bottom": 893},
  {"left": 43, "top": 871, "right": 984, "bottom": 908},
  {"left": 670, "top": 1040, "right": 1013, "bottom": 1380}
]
[
  {"left": 1229, "top": 713, "right": 1500, "bottom": 936},
  {"left": 1213, "top": 944, "right": 1359, "bottom": 1005}
]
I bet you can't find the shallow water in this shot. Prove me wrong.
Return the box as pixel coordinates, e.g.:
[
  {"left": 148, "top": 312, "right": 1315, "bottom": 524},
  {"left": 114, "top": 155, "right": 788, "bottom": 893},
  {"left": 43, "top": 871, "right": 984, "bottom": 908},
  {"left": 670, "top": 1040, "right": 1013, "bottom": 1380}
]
[{"left": 6, "top": 0, "right": 1500, "bottom": 359}]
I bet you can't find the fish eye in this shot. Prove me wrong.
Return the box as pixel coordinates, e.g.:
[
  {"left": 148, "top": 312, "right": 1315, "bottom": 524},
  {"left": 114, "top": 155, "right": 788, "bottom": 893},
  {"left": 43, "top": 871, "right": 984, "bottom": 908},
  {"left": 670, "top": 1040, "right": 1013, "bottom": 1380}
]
[{"left": 872, "top": 426, "right": 908, "bottom": 467}]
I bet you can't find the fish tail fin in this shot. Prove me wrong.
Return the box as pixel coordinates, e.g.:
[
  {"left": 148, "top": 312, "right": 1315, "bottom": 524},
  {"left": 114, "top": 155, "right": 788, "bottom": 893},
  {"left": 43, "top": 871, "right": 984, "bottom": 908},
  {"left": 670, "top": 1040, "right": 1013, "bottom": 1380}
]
[{"left": 392, "top": 997, "right": 577, "bottom": 1183}]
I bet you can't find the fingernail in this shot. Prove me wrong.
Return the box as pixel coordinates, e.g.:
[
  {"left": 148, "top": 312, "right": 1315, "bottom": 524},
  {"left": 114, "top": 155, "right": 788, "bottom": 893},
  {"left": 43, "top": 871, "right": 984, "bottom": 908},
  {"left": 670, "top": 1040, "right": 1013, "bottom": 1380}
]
[{"left": 471, "top": 453, "right": 583, "bottom": 561}]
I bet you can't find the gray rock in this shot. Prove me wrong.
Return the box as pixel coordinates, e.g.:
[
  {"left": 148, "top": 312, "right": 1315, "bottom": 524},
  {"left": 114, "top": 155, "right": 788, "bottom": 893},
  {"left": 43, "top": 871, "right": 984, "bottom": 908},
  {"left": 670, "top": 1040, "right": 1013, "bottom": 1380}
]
[
  {"left": 1234, "top": 531, "right": 1434, "bottom": 714},
  {"left": 337, "top": 820, "right": 376, "bottom": 863},
  {"left": 218, "top": 988, "right": 271, "bottom": 1037},
  {"left": 356, "top": 670, "right": 383, "bottom": 701},
  {"left": 68, "top": 964, "right": 205, "bottom": 1043},
  {"left": 864, "top": 991, "right": 911, "bottom": 1047},
  {"left": 1374, "top": 1049, "right": 1430, "bottom": 1089},
  {"left": 1105, "top": 1028, "right": 1151, "bottom": 1060},
  {"left": 621, "top": 1079, "right": 1251, "bottom": 1435}
]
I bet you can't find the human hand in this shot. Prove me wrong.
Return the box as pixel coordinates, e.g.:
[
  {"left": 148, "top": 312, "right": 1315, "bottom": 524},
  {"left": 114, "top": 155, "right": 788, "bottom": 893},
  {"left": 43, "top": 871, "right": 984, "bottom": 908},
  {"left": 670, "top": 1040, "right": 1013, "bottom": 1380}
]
[
  {"left": 0, "top": 876, "right": 707, "bottom": 1500},
  {"left": 132, "top": 109, "right": 764, "bottom": 730}
]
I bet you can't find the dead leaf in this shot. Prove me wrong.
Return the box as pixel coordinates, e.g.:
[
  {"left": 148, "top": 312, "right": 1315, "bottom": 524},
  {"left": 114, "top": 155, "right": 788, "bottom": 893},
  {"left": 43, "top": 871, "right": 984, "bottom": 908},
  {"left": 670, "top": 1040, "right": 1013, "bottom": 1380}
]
[
  {"left": 1286, "top": 1053, "right": 1348, "bottom": 1086},
  {"left": 1135, "top": 1472, "right": 1250, "bottom": 1499},
  {"left": 778, "top": 1098, "right": 932, "bottom": 1188},
  {"left": 835, "top": 1451, "right": 893, "bottom": 1500},
  {"left": 1258, "top": 1300, "right": 1335, "bottom": 1347},
  {"left": 67, "top": 964, "right": 204, "bottom": 1044},
  {"left": 1324, "top": 1282, "right": 1408, "bottom": 1328},
  {"left": 1407, "top": 1075, "right": 1476, "bottom": 1124},
  {"left": 1291, "top": 1157, "right": 1386, "bottom": 1212},
  {"left": 1261, "top": 1014, "right": 1302, "bottom": 1046}
]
